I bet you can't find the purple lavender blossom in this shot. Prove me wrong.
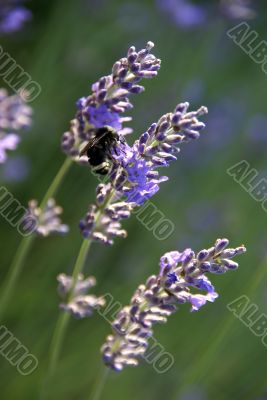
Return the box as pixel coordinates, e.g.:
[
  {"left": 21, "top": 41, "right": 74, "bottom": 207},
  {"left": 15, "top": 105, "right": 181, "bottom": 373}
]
[
  {"left": 57, "top": 273, "right": 105, "bottom": 319},
  {"left": 0, "top": 89, "right": 32, "bottom": 163},
  {"left": 28, "top": 199, "right": 69, "bottom": 237},
  {"left": 101, "top": 238, "right": 246, "bottom": 371},
  {"left": 62, "top": 41, "right": 161, "bottom": 163},
  {"left": 73, "top": 42, "right": 207, "bottom": 245},
  {"left": 72, "top": 42, "right": 208, "bottom": 244},
  {"left": 79, "top": 101, "right": 208, "bottom": 243},
  {"left": 86, "top": 104, "right": 123, "bottom": 130},
  {"left": 79, "top": 183, "right": 135, "bottom": 245},
  {"left": 111, "top": 102, "right": 208, "bottom": 205},
  {"left": 0, "top": 2, "right": 31, "bottom": 34},
  {"left": 112, "top": 142, "right": 168, "bottom": 205}
]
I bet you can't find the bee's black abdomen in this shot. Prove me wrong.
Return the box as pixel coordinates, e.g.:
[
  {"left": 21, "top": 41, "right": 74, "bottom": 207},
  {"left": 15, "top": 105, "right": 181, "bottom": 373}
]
[
  {"left": 87, "top": 147, "right": 105, "bottom": 165},
  {"left": 84, "top": 126, "right": 120, "bottom": 175}
]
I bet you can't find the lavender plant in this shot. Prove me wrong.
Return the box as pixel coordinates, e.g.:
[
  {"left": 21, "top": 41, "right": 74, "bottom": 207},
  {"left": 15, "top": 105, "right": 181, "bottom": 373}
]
[
  {"left": 79, "top": 102, "right": 207, "bottom": 245},
  {"left": 61, "top": 41, "right": 161, "bottom": 163},
  {"left": 45, "top": 42, "right": 210, "bottom": 384},
  {"left": 1, "top": 42, "right": 160, "bottom": 320},
  {"left": 57, "top": 273, "right": 105, "bottom": 318},
  {"left": 0, "top": 198, "right": 69, "bottom": 317},
  {"left": 1, "top": 42, "right": 245, "bottom": 397},
  {"left": 101, "top": 239, "right": 246, "bottom": 371},
  {"left": 0, "top": 89, "right": 32, "bottom": 163},
  {"left": 27, "top": 198, "right": 69, "bottom": 237}
]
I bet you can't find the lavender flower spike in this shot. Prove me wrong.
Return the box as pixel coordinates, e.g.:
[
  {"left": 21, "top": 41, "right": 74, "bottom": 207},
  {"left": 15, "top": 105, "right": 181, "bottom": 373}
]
[
  {"left": 79, "top": 101, "right": 207, "bottom": 242},
  {"left": 57, "top": 273, "right": 105, "bottom": 319},
  {"left": 101, "top": 238, "right": 246, "bottom": 371},
  {"left": 28, "top": 198, "right": 69, "bottom": 237},
  {"left": 61, "top": 41, "right": 161, "bottom": 163},
  {"left": 112, "top": 102, "right": 208, "bottom": 205},
  {"left": 79, "top": 183, "right": 136, "bottom": 245},
  {"left": 0, "top": 89, "right": 32, "bottom": 163}
]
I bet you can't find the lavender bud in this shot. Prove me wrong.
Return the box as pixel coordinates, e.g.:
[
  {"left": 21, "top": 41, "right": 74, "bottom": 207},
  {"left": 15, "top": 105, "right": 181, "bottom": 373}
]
[
  {"left": 214, "top": 238, "right": 230, "bottom": 253},
  {"left": 129, "top": 85, "right": 144, "bottom": 94}
]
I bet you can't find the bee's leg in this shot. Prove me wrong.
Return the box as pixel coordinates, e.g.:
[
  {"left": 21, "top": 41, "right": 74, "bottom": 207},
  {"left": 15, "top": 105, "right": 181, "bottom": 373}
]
[
  {"left": 93, "top": 162, "right": 110, "bottom": 175},
  {"left": 113, "top": 135, "right": 126, "bottom": 156},
  {"left": 119, "top": 135, "right": 126, "bottom": 144}
]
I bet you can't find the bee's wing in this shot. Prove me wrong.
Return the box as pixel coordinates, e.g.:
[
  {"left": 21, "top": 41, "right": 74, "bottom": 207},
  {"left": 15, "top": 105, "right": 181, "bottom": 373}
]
[{"left": 79, "top": 131, "right": 108, "bottom": 157}]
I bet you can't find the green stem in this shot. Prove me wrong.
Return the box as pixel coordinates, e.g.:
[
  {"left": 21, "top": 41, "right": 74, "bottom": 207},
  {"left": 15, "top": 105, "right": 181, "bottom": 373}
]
[
  {"left": 40, "top": 157, "right": 73, "bottom": 210},
  {"left": 172, "top": 256, "right": 267, "bottom": 399},
  {"left": 43, "top": 187, "right": 116, "bottom": 399},
  {"left": 0, "top": 158, "right": 72, "bottom": 321},
  {"left": 48, "top": 238, "right": 92, "bottom": 376},
  {"left": 0, "top": 235, "right": 34, "bottom": 321},
  {"left": 89, "top": 367, "right": 110, "bottom": 400}
]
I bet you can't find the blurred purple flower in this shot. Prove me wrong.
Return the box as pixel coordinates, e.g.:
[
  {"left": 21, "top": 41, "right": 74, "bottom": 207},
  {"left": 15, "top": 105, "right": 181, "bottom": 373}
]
[
  {"left": 0, "top": 89, "right": 32, "bottom": 131},
  {"left": 1, "top": 155, "right": 29, "bottom": 181},
  {"left": 246, "top": 114, "right": 267, "bottom": 145},
  {"left": 0, "top": 88, "right": 32, "bottom": 163},
  {"left": 181, "top": 386, "right": 207, "bottom": 400},
  {"left": 186, "top": 200, "right": 226, "bottom": 234},
  {"left": 179, "top": 97, "right": 245, "bottom": 170},
  {"left": 0, "top": 3, "right": 31, "bottom": 34},
  {"left": 117, "top": 2, "right": 149, "bottom": 32},
  {"left": 203, "top": 98, "right": 244, "bottom": 149},
  {"left": 0, "top": 133, "right": 20, "bottom": 163},
  {"left": 157, "top": 0, "right": 207, "bottom": 29},
  {"left": 219, "top": 0, "right": 256, "bottom": 20},
  {"left": 182, "top": 78, "right": 205, "bottom": 105}
]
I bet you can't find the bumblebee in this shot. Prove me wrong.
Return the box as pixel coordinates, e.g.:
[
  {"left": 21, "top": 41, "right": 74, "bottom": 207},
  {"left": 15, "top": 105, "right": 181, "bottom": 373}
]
[{"left": 79, "top": 126, "right": 122, "bottom": 175}]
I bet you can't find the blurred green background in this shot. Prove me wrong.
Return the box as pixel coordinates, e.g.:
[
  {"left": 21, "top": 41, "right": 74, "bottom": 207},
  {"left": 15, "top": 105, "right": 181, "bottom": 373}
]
[{"left": 1, "top": 0, "right": 267, "bottom": 399}]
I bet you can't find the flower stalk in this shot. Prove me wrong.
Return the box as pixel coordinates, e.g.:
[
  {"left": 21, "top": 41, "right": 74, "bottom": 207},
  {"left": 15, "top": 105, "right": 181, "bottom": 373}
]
[{"left": 0, "top": 157, "right": 72, "bottom": 320}]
